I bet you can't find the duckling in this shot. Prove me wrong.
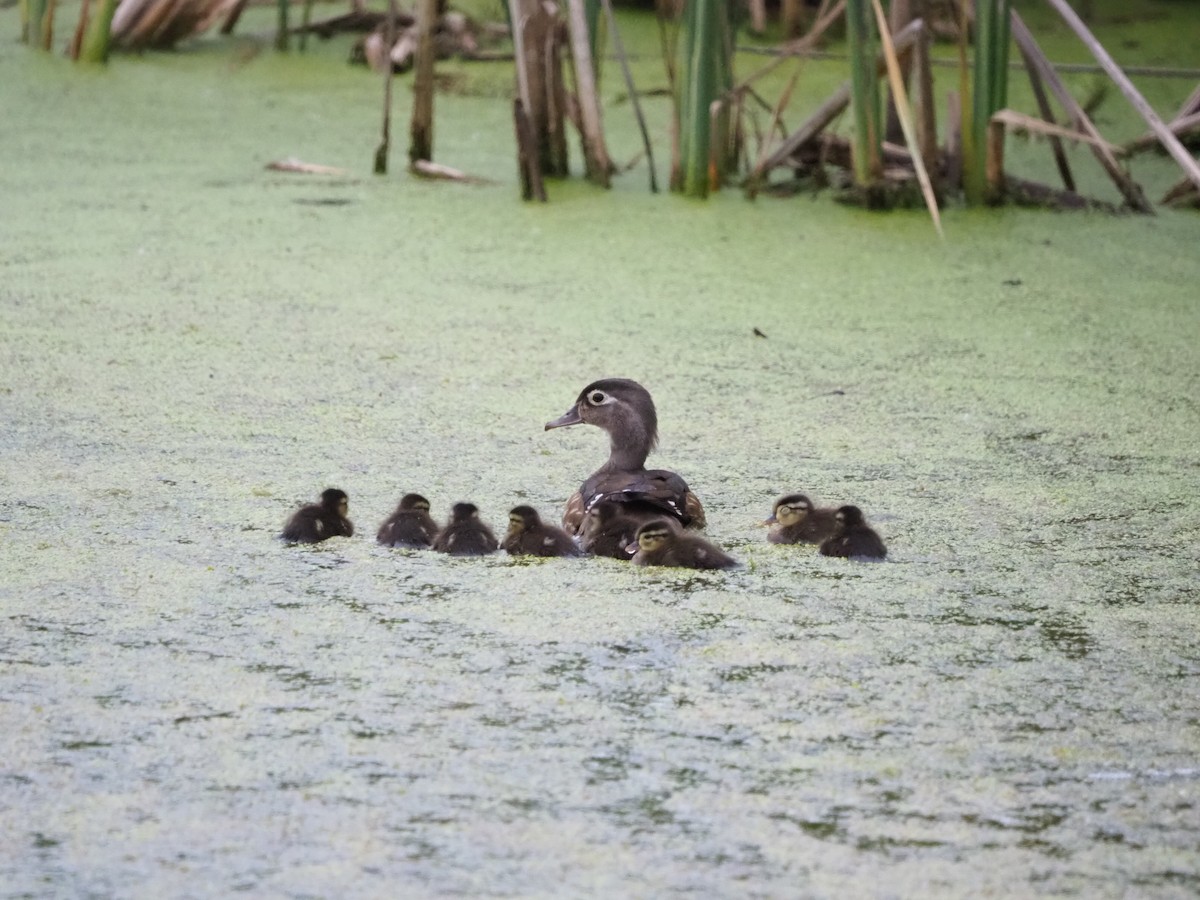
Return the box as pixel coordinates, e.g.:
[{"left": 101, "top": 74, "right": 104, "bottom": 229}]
[
  {"left": 432, "top": 502, "right": 499, "bottom": 556},
  {"left": 631, "top": 518, "right": 738, "bottom": 570},
  {"left": 377, "top": 493, "right": 439, "bottom": 548},
  {"left": 281, "top": 488, "right": 354, "bottom": 544},
  {"left": 545, "top": 378, "right": 705, "bottom": 537},
  {"left": 579, "top": 500, "right": 641, "bottom": 560},
  {"left": 766, "top": 493, "right": 839, "bottom": 544},
  {"left": 819, "top": 505, "right": 887, "bottom": 560},
  {"left": 503, "top": 505, "right": 582, "bottom": 557}
]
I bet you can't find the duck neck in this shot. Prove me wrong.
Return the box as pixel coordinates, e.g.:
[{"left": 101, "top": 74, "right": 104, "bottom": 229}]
[{"left": 600, "top": 412, "right": 654, "bottom": 472}]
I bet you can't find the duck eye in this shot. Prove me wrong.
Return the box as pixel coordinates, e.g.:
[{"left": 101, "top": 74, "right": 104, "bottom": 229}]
[{"left": 588, "top": 391, "right": 607, "bottom": 405}]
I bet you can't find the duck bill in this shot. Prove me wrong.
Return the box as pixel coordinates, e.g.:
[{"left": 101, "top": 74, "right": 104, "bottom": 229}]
[
  {"left": 763, "top": 515, "right": 777, "bottom": 525},
  {"left": 544, "top": 405, "right": 583, "bottom": 431}
]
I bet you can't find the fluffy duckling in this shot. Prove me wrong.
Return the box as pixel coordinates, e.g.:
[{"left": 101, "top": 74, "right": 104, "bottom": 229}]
[
  {"left": 819, "top": 505, "right": 887, "bottom": 560},
  {"left": 432, "top": 502, "right": 499, "bottom": 556},
  {"left": 632, "top": 518, "right": 738, "bottom": 570},
  {"left": 281, "top": 488, "right": 354, "bottom": 544},
  {"left": 545, "top": 378, "right": 706, "bottom": 537},
  {"left": 503, "top": 505, "right": 582, "bottom": 558},
  {"left": 377, "top": 493, "right": 439, "bottom": 548},
  {"left": 579, "top": 500, "right": 641, "bottom": 560},
  {"left": 766, "top": 493, "right": 839, "bottom": 544}
]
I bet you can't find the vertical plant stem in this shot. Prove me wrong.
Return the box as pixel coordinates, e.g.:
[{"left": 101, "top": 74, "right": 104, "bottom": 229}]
[
  {"left": 299, "top": 0, "right": 314, "bottom": 51},
  {"left": 77, "top": 0, "right": 116, "bottom": 61},
  {"left": 373, "top": 0, "right": 399, "bottom": 175},
  {"left": 846, "top": 0, "right": 881, "bottom": 188},
  {"left": 965, "top": 0, "right": 996, "bottom": 204},
  {"left": 600, "top": 0, "right": 658, "bottom": 191},
  {"left": 566, "top": 0, "right": 612, "bottom": 186},
  {"left": 275, "top": 0, "right": 289, "bottom": 52},
  {"left": 68, "top": 0, "right": 91, "bottom": 60},
  {"left": 410, "top": 0, "right": 438, "bottom": 165}
]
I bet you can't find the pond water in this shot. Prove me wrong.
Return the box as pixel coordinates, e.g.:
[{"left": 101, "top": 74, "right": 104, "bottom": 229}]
[{"left": 2, "top": 3, "right": 1199, "bottom": 896}]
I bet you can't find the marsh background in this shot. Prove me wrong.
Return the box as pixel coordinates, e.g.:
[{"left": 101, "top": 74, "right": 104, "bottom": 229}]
[{"left": 2, "top": 0, "right": 1199, "bottom": 895}]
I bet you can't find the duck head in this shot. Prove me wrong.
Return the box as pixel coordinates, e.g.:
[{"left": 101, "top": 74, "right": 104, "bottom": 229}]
[{"left": 545, "top": 378, "right": 659, "bottom": 471}]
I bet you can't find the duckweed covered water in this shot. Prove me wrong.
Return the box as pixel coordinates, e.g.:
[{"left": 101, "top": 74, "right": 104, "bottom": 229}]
[{"left": 2, "top": 4, "right": 1199, "bottom": 896}]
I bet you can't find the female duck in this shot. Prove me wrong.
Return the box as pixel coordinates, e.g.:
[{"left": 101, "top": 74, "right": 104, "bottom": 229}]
[
  {"left": 819, "top": 505, "right": 887, "bottom": 560},
  {"left": 545, "top": 378, "right": 705, "bottom": 537},
  {"left": 281, "top": 488, "right": 354, "bottom": 544},
  {"left": 377, "top": 493, "right": 439, "bottom": 548}
]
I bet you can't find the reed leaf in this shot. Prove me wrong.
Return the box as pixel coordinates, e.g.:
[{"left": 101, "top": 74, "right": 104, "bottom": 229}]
[
  {"left": 78, "top": 0, "right": 119, "bottom": 61},
  {"left": 871, "top": 0, "right": 941, "bottom": 237},
  {"left": 672, "top": 0, "right": 733, "bottom": 197}
]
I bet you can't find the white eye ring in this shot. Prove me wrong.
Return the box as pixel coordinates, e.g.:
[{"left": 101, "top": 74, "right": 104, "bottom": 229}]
[{"left": 588, "top": 391, "right": 608, "bottom": 405}]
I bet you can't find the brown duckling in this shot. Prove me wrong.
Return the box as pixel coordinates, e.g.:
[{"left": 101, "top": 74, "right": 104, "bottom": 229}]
[
  {"left": 432, "top": 502, "right": 499, "bottom": 556},
  {"left": 377, "top": 493, "right": 439, "bottom": 548},
  {"left": 819, "top": 505, "right": 887, "bottom": 560},
  {"left": 766, "top": 493, "right": 839, "bottom": 544},
  {"left": 503, "top": 505, "right": 582, "bottom": 558},
  {"left": 545, "top": 378, "right": 705, "bottom": 538},
  {"left": 578, "top": 500, "right": 641, "bottom": 560},
  {"left": 631, "top": 518, "right": 738, "bottom": 571},
  {"left": 281, "top": 488, "right": 354, "bottom": 544}
]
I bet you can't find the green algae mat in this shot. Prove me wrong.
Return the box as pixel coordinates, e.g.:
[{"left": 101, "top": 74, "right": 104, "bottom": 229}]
[{"left": 2, "top": 4, "right": 1199, "bottom": 895}]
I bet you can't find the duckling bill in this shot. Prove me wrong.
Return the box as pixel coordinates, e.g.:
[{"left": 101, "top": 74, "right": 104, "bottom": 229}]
[
  {"left": 432, "top": 502, "right": 498, "bottom": 556},
  {"left": 545, "top": 378, "right": 705, "bottom": 538},
  {"left": 766, "top": 493, "right": 838, "bottom": 544},
  {"left": 281, "top": 488, "right": 354, "bottom": 544},
  {"left": 819, "top": 505, "right": 887, "bottom": 560},
  {"left": 503, "top": 505, "right": 581, "bottom": 557},
  {"left": 377, "top": 493, "right": 439, "bottom": 548},
  {"left": 631, "top": 518, "right": 738, "bottom": 570}
]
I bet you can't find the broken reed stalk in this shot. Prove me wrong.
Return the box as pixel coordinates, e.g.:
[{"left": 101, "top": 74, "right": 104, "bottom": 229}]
[
  {"left": 882, "top": 0, "right": 912, "bottom": 144},
  {"left": 735, "top": 0, "right": 845, "bottom": 92},
  {"left": 566, "top": 0, "right": 612, "bottom": 187},
  {"left": 1017, "top": 36, "right": 1075, "bottom": 191},
  {"left": 750, "top": 19, "right": 923, "bottom": 181},
  {"left": 600, "top": 0, "right": 658, "bottom": 192},
  {"left": 871, "top": 0, "right": 942, "bottom": 235},
  {"left": 1009, "top": 10, "right": 1151, "bottom": 212},
  {"left": 845, "top": 0, "right": 882, "bottom": 189},
  {"left": 219, "top": 0, "right": 249, "bottom": 34},
  {"left": 68, "top": 0, "right": 91, "bottom": 59},
  {"left": 409, "top": 0, "right": 438, "bottom": 166},
  {"left": 373, "top": 0, "right": 399, "bottom": 175},
  {"left": 1124, "top": 111, "right": 1200, "bottom": 156},
  {"left": 1042, "top": 0, "right": 1200, "bottom": 196}
]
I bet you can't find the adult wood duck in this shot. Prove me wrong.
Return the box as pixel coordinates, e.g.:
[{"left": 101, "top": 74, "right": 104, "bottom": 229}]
[
  {"left": 819, "top": 505, "right": 887, "bottom": 560},
  {"left": 544, "top": 378, "right": 705, "bottom": 537},
  {"left": 432, "top": 502, "right": 499, "bottom": 556},
  {"left": 578, "top": 500, "right": 641, "bottom": 560},
  {"left": 502, "top": 505, "right": 582, "bottom": 558},
  {"left": 377, "top": 493, "right": 439, "bottom": 548},
  {"left": 631, "top": 518, "right": 738, "bottom": 570},
  {"left": 766, "top": 493, "right": 839, "bottom": 545},
  {"left": 281, "top": 488, "right": 354, "bottom": 544}
]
